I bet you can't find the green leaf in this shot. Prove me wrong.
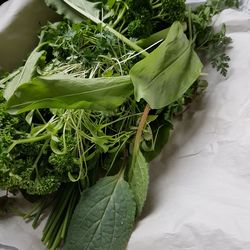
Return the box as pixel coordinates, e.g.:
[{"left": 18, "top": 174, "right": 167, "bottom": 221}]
[
  {"left": 4, "top": 49, "right": 45, "bottom": 101},
  {"left": 46, "top": 0, "right": 102, "bottom": 23},
  {"left": 64, "top": 175, "right": 136, "bottom": 250},
  {"left": 6, "top": 74, "right": 133, "bottom": 114},
  {"left": 129, "top": 150, "right": 149, "bottom": 215},
  {"left": 0, "top": 68, "right": 21, "bottom": 87},
  {"left": 136, "top": 27, "right": 170, "bottom": 49},
  {"left": 63, "top": 0, "right": 101, "bottom": 19},
  {"left": 45, "top": 0, "right": 83, "bottom": 22},
  {"left": 130, "top": 22, "right": 203, "bottom": 109}
]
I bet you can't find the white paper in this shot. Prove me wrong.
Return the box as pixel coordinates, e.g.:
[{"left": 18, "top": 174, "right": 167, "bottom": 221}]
[
  {"left": 128, "top": 7, "right": 250, "bottom": 250},
  {"left": 1, "top": 1, "right": 250, "bottom": 250}
]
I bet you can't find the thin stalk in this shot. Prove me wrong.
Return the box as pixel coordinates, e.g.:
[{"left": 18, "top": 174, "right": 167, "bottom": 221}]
[
  {"left": 112, "top": 6, "right": 127, "bottom": 28},
  {"left": 152, "top": 2, "right": 162, "bottom": 9},
  {"left": 23, "top": 201, "right": 43, "bottom": 220},
  {"left": 48, "top": 184, "right": 79, "bottom": 250},
  {"left": 61, "top": 188, "right": 78, "bottom": 238},
  {"left": 188, "top": 7, "right": 193, "bottom": 42},
  {"left": 106, "top": 136, "right": 130, "bottom": 175},
  {"left": 7, "top": 134, "right": 51, "bottom": 153},
  {"left": 32, "top": 140, "right": 49, "bottom": 177},
  {"left": 31, "top": 198, "right": 49, "bottom": 228},
  {"left": 133, "top": 104, "right": 151, "bottom": 156},
  {"left": 130, "top": 104, "right": 151, "bottom": 178},
  {"left": 49, "top": 223, "right": 64, "bottom": 250},
  {"left": 42, "top": 185, "right": 74, "bottom": 242}
]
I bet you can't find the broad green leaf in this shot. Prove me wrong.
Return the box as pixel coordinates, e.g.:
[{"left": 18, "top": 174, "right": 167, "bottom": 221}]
[
  {"left": 129, "top": 150, "right": 149, "bottom": 215},
  {"left": 45, "top": 0, "right": 83, "bottom": 22},
  {"left": 136, "top": 28, "right": 170, "bottom": 49},
  {"left": 4, "top": 49, "right": 45, "bottom": 101},
  {"left": 6, "top": 74, "right": 133, "bottom": 114},
  {"left": 64, "top": 175, "right": 136, "bottom": 250},
  {"left": 63, "top": 0, "right": 101, "bottom": 19},
  {"left": 130, "top": 22, "right": 203, "bottom": 110}
]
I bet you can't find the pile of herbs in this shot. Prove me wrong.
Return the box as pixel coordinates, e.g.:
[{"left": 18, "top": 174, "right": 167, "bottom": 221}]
[{"left": 0, "top": 0, "right": 238, "bottom": 249}]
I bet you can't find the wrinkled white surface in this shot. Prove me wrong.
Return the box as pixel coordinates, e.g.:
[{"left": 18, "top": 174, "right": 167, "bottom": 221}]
[
  {"left": 128, "top": 6, "right": 250, "bottom": 250},
  {"left": 1, "top": 1, "right": 250, "bottom": 250}
]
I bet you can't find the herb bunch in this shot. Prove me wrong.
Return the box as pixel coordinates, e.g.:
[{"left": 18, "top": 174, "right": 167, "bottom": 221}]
[{"left": 0, "top": 0, "right": 238, "bottom": 249}]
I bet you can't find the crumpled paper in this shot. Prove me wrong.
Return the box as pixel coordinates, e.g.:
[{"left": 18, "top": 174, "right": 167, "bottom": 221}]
[
  {"left": 1, "top": 1, "right": 250, "bottom": 250},
  {"left": 128, "top": 5, "right": 250, "bottom": 250}
]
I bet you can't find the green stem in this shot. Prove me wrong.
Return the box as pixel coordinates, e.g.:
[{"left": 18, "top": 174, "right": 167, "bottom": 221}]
[
  {"left": 32, "top": 198, "right": 49, "bottom": 228},
  {"left": 112, "top": 6, "right": 127, "bottom": 28},
  {"left": 152, "top": 2, "right": 162, "bottom": 9},
  {"left": 7, "top": 134, "right": 51, "bottom": 153},
  {"left": 49, "top": 223, "right": 64, "bottom": 250},
  {"left": 61, "top": 188, "right": 78, "bottom": 239},
  {"left": 188, "top": 7, "right": 193, "bottom": 42},
  {"left": 130, "top": 104, "right": 151, "bottom": 178},
  {"left": 106, "top": 136, "right": 130, "bottom": 175},
  {"left": 42, "top": 184, "right": 75, "bottom": 244},
  {"left": 32, "top": 140, "right": 49, "bottom": 176},
  {"left": 133, "top": 104, "right": 151, "bottom": 156}
]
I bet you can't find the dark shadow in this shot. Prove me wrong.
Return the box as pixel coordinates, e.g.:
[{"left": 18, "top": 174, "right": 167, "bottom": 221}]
[{"left": 0, "top": 0, "right": 8, "bottom": 6}]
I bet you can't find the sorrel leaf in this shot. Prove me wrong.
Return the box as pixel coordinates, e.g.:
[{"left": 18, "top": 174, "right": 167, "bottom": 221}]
[
  {"left": 6, "top": 74, "right": 133, "bottom": 114},
  {"left": 130, "top": 22, "right": 203, "bottom": 109}
]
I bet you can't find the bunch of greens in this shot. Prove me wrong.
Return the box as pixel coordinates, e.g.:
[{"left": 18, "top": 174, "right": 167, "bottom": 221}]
[{"left": 0, "top": 0, "right": 238, "bottom": 249}]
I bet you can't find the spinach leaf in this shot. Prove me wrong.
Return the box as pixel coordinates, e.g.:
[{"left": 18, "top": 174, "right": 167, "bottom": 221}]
[
  {"left": 64, "top": 175, "right": 136, "bottom": 250},
  {"left": 6, "top": 74, "right": 133, "bottom": 114},
  {"left": 130, "top": 22, "right": 203, "bottom": 109}
]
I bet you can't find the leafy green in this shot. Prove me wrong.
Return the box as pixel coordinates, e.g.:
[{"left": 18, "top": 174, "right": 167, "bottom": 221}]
[
  {"left": 130, "top": 22, "right": 203, "bottom": 109},
  {"left": 4, "top": 48, "right": 45, "bottom": 100},
  {"left": 6, "top": 74, "right": 133, "bottom": 114},
  {"left": 63, "top": 0, "right": 102, "bottom": 19},
  {"left": 64, "top": 175, "right": 136, "bottom": 250},
  {"left": 136, "top": 28, "right": 170, "bottom": 49},
  {"left": 161, "top": 0, "right": 186, "bottom": 24},
  {"left": 0, "top": 0, "right": 236, "bottom": 249},
  {"left": 128, "top": 19, "right": 153, "bottom": 39},
  {"left": 45, "top": 0, "right": 83, "bottom": 22},
  {"left": 191, "top": 0, "right": 238, "bottom": 76},
  {"left": 129, "top": 150, "right": 149, "bottom": 215}
]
